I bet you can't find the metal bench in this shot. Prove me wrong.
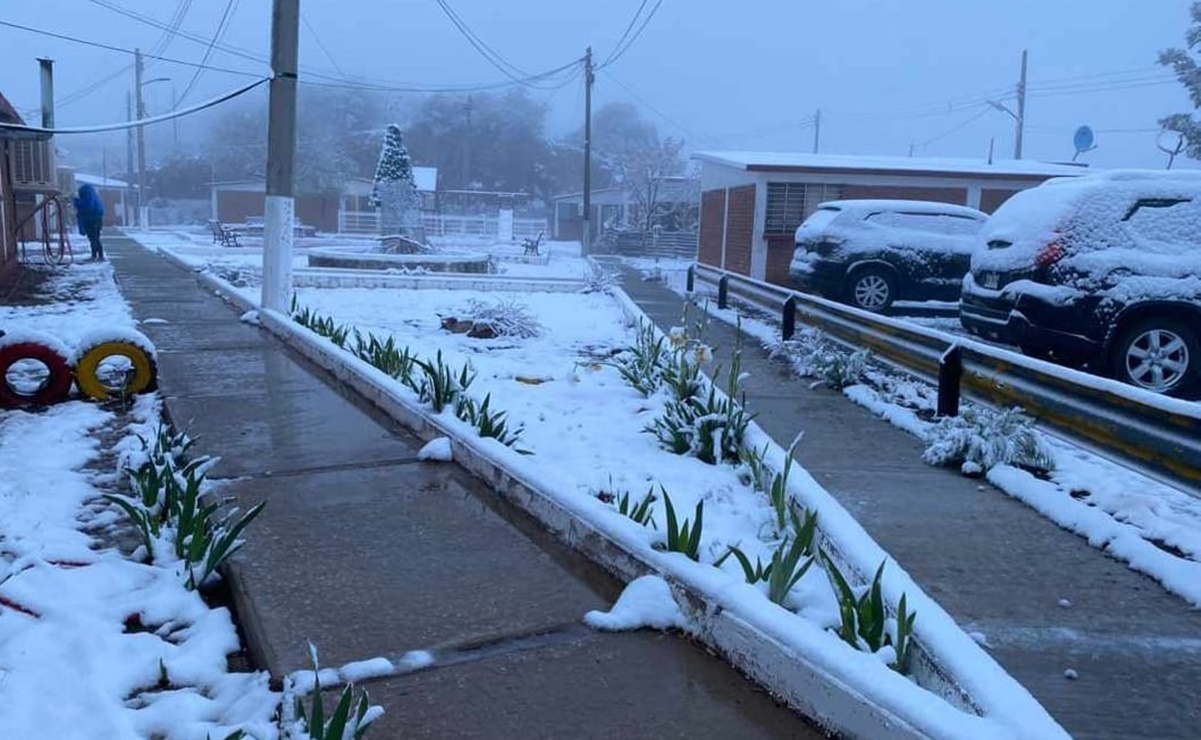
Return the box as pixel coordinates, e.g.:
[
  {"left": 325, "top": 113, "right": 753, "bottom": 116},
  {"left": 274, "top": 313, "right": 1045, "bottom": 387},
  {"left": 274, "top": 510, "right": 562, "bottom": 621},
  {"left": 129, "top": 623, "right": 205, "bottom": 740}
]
[
  {"left": 208, "top": 219, "right": 241, "bottom": 248},
  {"left": 522, "top": 231, "right": 543, "bottom": 256}
]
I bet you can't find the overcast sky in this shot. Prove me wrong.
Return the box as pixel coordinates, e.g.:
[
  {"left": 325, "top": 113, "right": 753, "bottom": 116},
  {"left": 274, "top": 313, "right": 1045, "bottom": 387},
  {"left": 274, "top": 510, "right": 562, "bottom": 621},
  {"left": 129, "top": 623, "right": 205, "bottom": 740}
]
[{"left": 2, "top": 0, "right": 1198, "bottom": 169}]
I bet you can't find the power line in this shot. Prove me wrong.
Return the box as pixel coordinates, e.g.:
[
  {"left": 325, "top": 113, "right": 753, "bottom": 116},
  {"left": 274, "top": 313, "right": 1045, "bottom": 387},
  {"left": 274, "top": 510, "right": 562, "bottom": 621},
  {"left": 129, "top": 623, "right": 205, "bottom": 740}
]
[
  {"left": 0, "top": 77, "right": 269, "bottom": 135},
  {"left": 918, "top": 106, "right": 991, "bottom": 148},
  {"left": 598, "top": 0, "right": 664, "bottom": 70},
  {"left": 432, "top": 0, "right": 533, "bottom": 82},
  {"left": 176, "top": 0, "right": 240, "bottom": 105},
  {"left": 301, "top": 12, "right": 346, "bottom": 78},
  {"left": 602, "top": 69, "right": 715, "bottom": 146},
  {"left": 601, "top": 0, "right": 650, "bottom": 67},
  {"left": 300, "top": 58, "right": 583, "bottom": 94},
  {"left": 84, "top": 0, "right": 268, "bottom": 67},
  {"left": 0, "top": 20, "right": 264, "bottom": 78}
]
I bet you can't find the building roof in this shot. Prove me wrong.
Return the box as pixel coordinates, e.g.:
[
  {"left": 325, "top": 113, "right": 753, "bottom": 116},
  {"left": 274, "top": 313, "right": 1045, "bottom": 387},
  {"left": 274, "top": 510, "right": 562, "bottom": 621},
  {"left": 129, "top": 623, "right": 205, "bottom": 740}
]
[
  {"left": 692, "top": 151, "right": 1089, "bottom": 179},
  {"left": 0, "top": 92, "right": 24, "bottom": 126},
  {"left": 75, "top": 173, "right": 132, "bottom": 189}
]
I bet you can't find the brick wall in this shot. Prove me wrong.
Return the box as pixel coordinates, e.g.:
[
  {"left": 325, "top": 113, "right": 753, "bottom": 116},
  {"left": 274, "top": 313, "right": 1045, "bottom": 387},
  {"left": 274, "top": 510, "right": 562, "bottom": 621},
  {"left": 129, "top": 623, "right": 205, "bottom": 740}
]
[
  {"left": 765, "top": 234, "right": 795, "bottom": 285},
  {"left": 724, "top": 185, "right": 755, "bottom": 276},
  {"left": 980, "top": 188, "right": 1021, "bottom": 213},
  {"left": 840, "top": 184, "right": 968, "bottom": 206},
  {"left": 698, "top": 188, "right": 725, "bottom": 268}
]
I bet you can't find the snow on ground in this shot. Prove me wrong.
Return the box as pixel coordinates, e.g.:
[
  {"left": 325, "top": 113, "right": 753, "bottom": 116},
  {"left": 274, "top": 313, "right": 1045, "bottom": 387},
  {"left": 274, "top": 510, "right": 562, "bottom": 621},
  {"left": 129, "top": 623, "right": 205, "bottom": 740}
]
[
  {"left": 0, "top": 265, "right": 278, "bottom": 739},
  {"left": 584, "top": 575, "right": 688, "bottom": 631},
  {"left": 687, "top": 287, "right": 1201, "bottom": 606}
]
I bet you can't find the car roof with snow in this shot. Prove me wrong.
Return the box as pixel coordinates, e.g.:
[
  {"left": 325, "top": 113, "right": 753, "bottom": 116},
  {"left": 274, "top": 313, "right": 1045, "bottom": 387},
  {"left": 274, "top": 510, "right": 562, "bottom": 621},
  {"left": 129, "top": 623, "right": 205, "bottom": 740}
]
[{"left": 816, "top": 199, "right": 986, "bottom": 218}]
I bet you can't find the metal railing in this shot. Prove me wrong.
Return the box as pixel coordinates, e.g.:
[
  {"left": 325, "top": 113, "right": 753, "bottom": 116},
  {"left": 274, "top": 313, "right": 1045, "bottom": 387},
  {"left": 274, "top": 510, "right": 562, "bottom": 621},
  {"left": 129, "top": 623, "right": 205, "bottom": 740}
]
[
  {"left": 692, "top": 263, "right": 1201, "bottom": 496},
  {"left": 337, "top": 210, "right": 548, "bottom": 241}
]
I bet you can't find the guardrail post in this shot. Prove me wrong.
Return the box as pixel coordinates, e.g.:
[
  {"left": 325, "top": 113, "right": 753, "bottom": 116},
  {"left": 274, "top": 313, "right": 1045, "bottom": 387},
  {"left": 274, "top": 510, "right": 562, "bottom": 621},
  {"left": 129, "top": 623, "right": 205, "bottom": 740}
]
[
  {"left": 782, "top": 296, "right": 797, "bottom": 341},
  {"left": 718, "top": 275, "right": 729, "bottom": 309},
  {"left": 686, "top": 264, "right": 695, "bottom": 293},
  {"left": 938, "top": 344, "right": 963, "bottom": 417}
]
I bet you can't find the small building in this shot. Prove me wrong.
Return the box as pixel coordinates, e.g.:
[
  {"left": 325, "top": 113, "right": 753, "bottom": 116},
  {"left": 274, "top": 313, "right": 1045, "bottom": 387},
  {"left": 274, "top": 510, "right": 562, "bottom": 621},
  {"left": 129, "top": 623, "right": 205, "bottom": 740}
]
[
  {"left": 338, "top": 168, "right": 438, "bottom": 233},
  {"left": 57, "top": 170, "right": 132, "bottom": 227},
  {"left": 1, "top": 90, "right": 55, "bottom": 286},
  {"left": 551, "top": 176, "right": 698, "bottom": 243},
  {"left": 693, "top": 151, "right": 1087, "bottom": 284}
]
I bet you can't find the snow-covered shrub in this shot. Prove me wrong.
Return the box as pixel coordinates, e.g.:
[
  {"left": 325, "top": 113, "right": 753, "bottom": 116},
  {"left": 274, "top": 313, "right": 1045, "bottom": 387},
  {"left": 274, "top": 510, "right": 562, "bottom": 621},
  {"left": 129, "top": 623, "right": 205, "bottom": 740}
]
[
  {"left": 773, "top": 327, "right": 870, "bottom": 389},
  {"left": 648, "top": 382, "right": 751, "bottom": 465},
  {"left": 581, "top": 262, "right": 621, "bottom": 294},
  {"left": 454, "top": 298, "right": 543, "bottom": 339},
  {"left": 610, "top": 321, "right": 669, "bottom": 396},
  {"left": 922, "top": 407, "right": 1055, "bottom": 475}
]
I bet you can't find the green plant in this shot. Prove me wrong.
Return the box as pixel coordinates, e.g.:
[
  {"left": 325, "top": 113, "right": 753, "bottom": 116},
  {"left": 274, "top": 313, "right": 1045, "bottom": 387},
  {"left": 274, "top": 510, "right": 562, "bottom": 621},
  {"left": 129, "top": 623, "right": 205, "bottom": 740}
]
[
  {"left": 922, "top": 406, "right": 1054, "bottom": 475},
  {"left": 615, "top": 486, "right": 657, "bottom": 528},
  {"left": 610, "top": 321, "right": 669, "bottom": 396},
  {"left": 715, "top": 545, "right": 772, "bottom": 584},
  {"left": 662, "top": 489, "right": 703, "bottom": 561},
  {"left": 351, "top": 330, "right": 417, "bottom": 387},
  {"left": 765, "top": 510, "right": 817, "bottom": 605},
  {"left": 415, "top": 350, "right": 475, "bottom": 413},
  {"left": 288, "top": 647, "right": 380, "bottom": 740},
  {"left": 822, "top": 556, "right": 916, "bottom": 673},
  {"left": 456, "top": 393, "right": 528, "bottom": 451},
  {"left": 647, "top": 384, "right": 751, "bottom": 465},
  {"left": 207, "top": 731, "right": 246, "bottom": 740},
  {"left": 291, "top": 299, "right": 351, "bottom": 348}
]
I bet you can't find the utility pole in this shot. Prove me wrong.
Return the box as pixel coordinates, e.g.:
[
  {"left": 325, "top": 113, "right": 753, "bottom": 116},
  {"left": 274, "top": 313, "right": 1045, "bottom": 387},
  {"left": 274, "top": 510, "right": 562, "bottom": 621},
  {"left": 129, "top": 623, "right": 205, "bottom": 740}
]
[
  {"left": 463, "top": 95, "right": 472, "bottom": 187},
  {"left": 126, "top": 92, "right": 135, "bottom": 227},
  {"left": 581, "top": 46, "right": 594, "bottom": 257},
  {"left": 1015, "top": 49, "right": 1028, "bottom": 160},
  {"left": 812, "top": 108, "right": 821, "bottom": 154},
  {"left": 172, "top": 85, "right": 180, "bottom": 154},
  {"left": 134, "top": 48, "right": 146, "bottom": 227},
  {"left": 262, "top": 0, "right": 300, "bottom": 312}
]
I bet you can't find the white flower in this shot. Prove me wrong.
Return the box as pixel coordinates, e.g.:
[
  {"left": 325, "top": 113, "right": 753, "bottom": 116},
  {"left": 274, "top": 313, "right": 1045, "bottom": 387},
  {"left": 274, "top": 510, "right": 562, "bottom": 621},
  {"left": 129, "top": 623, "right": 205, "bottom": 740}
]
[
  {"left": 694, "top": 344, "right": 712, "bottom": 364},
  {"left": 668, "top": 326, "right": 687, "bottom": 349}
]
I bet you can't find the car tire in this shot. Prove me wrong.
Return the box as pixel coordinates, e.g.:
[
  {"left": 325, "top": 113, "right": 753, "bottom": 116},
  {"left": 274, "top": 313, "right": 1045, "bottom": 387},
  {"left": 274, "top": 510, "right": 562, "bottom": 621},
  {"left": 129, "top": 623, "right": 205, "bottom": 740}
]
[
  {"left": 1110, "top": 316, "right": 1201, "bottom": 398},
  {"left": 846, "top": 268, "right": 896, "bottom": 312}
]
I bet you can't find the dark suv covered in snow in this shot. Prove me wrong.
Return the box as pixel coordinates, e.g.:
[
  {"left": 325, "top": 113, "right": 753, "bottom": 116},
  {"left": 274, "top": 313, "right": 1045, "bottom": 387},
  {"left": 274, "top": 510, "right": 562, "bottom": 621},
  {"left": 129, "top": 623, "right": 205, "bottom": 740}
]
[
  {"left": 789, "top": 200, "right": 987, "bottom": 312},
  {"left": 960, "top": 171, "right": 1201, "bottom": 398}
]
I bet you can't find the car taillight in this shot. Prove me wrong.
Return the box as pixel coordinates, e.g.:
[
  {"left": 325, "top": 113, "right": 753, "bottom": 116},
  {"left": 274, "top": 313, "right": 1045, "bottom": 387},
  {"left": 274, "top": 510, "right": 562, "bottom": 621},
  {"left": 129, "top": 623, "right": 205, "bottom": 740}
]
[{"left": 1034, "top": 240, "right": 1065, "bottom": 269}]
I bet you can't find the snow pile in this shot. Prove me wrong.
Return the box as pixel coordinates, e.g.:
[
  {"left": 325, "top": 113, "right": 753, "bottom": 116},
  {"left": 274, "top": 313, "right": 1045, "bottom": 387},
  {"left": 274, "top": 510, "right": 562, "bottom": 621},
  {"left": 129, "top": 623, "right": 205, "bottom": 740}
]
[
  {"left": 584, "top": 575, "right": 689, "bottom": 631},
  {"left": 239, "top": 310, "right": 261, "bottom": 326},
  {"left": 448, "top": 298, "right": 543, "bottom": 339},
  {"left": 418, "top": 436, "right": 453, "bottom": 462},
  {"left": 76, "top": 326, "right": 158, "bottom": 360}
]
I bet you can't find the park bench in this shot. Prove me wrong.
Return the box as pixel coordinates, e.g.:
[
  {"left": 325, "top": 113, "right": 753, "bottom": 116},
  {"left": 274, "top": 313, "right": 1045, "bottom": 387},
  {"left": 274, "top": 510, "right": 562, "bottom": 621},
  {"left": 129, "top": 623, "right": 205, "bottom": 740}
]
[
  {"left": 522, "top": 231, "right": 543, "bottom": 256},
  {"left": 208, "top": 219, "right": 241, "bottom": 248}
]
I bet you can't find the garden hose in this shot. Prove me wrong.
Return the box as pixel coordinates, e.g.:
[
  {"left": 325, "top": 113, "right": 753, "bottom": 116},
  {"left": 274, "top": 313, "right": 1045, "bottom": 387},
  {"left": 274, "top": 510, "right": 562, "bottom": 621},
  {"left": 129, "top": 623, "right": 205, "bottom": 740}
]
[
  {"left": 0, "top": 333, "right": 75, "bottom": 409},
  {"left": 74, "top": 336, "right": 158, "bottom": 402}
]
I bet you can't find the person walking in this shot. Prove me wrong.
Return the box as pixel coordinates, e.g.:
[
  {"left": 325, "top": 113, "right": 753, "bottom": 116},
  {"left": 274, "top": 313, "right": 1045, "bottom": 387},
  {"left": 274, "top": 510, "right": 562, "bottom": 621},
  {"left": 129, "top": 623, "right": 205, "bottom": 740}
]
[{"left": 73, "top": 183, "right": 105, "bottom": 261}]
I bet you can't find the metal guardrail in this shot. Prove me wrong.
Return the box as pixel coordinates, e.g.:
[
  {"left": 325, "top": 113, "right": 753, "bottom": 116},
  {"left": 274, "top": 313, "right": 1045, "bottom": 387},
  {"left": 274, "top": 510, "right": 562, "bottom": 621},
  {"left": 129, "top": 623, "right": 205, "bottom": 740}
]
[{"left": 693, "top": 263, "right": 1201, "bottom": 496}]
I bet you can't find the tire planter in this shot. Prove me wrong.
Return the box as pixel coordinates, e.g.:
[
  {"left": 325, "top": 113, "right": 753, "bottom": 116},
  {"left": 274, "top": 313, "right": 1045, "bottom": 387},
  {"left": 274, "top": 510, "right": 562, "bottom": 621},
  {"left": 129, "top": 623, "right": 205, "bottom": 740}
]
[
  {"left": 0, "top": 332, "right": 75, "bottom": 409},
  {"left": 74, "top": 333, "right": 158, "bottom": 402}
]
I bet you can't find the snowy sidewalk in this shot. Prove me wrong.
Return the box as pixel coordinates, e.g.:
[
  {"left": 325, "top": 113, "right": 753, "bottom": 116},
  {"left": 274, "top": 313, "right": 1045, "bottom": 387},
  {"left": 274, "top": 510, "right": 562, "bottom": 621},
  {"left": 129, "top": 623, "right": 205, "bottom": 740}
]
[
  {"left": 619, "top": 266, "right": 1201, "bottom": 740},
  {"left": 105, "top": 236, "right": 819, "bottom": 740}
]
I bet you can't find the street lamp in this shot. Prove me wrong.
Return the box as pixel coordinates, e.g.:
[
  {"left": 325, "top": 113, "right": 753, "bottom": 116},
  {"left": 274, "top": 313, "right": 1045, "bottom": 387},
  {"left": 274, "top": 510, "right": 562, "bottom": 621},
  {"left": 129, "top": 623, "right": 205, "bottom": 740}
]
[{"left": 986, "top": 99, "right": 1025, "bottom": 160}]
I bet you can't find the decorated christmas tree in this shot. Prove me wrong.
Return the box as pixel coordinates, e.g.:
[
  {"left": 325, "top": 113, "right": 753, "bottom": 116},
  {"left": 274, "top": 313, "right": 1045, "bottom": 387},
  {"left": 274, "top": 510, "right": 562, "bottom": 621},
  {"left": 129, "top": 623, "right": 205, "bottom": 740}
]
[{"left": 370, "top": 124, "right": 424, "bottom": 242}]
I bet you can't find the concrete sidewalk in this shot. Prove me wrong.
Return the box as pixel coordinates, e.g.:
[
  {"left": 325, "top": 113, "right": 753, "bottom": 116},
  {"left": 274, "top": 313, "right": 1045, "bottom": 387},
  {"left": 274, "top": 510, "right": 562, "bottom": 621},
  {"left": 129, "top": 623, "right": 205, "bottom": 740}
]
[
  {"left": 106, "top": 236, "right": 820, "bottom": 740},
  {"left": 618, "top": 265, "right": 1201, "bottom": 740}
]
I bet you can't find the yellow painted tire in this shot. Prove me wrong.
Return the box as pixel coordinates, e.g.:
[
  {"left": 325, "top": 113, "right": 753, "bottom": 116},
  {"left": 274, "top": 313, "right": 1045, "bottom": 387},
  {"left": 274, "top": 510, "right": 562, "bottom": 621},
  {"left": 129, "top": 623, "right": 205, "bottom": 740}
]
[{"left": 74, "top": 340, "right": 158, "bottom": 401}]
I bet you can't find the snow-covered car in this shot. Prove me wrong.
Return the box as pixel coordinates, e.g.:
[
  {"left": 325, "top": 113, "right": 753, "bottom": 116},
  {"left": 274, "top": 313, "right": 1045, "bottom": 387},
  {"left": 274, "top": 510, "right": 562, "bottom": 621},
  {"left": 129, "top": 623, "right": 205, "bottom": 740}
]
[
  {"left": 789, "top": 200, "right": 987, "bottom": 312},
  {"left": 960, "top": 170, "right": 1201, "bottom": 398}
]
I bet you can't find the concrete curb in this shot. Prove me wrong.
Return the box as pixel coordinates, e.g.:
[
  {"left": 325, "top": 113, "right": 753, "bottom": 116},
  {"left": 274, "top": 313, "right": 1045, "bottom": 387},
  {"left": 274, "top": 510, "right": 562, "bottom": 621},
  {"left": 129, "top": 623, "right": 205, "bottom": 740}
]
[{"left": 158, "top": 248, "right": 1061, "bottom": 740}]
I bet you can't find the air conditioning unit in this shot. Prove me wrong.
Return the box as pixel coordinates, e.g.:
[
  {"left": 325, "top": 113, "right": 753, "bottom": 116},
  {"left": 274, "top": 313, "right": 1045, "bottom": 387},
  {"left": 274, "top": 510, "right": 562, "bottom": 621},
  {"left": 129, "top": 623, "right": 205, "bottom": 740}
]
[{"left": 10, "top": 138, "right": 56, "bottom": 192}]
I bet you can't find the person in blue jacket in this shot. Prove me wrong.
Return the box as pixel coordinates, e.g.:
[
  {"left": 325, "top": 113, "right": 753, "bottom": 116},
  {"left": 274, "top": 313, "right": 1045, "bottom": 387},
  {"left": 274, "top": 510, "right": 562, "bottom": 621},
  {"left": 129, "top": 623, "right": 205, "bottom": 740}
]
[{"left": 73, "top": 183, "right": 105, "bottom": 261}]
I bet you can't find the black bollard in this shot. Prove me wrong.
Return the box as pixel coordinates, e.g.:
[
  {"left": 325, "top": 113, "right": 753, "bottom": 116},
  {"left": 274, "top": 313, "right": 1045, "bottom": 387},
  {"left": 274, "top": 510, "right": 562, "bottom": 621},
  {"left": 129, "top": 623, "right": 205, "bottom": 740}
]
[
  {"left": 937, "top": 344, "right": 963, "bottom": 417},
  {"left": 718, "top": 275, "right": 729, "bottom": 309},
  {"left": 782, "top": 296, "right": 797, "bottom": 341}
]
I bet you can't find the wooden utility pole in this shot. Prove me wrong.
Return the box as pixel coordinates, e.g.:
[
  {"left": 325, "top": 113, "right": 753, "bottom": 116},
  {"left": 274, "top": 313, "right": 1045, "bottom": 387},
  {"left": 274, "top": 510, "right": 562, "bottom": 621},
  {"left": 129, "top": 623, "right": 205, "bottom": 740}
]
[
  {"left": 134, "top": 48, "right": 146, "bottom": 226},
  {"left": 812, "top": 108, "right": 821, "bottom": 154},
  {"left": 262, "top": 0, "right": 300, "bottom": 312},
  {"left": 126, "top": 92, "right": 135, "bottom": 226},
  {"left": 1015, "top": 49, "right": 1028, "bottom": 160},
  {"left": 581, "top": 47, "right": 594, "bottom": 256}
]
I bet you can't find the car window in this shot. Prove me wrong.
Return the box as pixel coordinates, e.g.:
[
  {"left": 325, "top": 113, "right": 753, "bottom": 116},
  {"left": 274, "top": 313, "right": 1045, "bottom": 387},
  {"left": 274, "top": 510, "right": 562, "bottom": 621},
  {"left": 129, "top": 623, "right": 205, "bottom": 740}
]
[
  {"left": 1119, "top": 198, "right": 1201, "bottom": 250},
  {"left": 865, "top": 211, "right": 983, "bottom": 236},
  {"left": 801, "top": 207, "right": 841, "bottom": 231}
]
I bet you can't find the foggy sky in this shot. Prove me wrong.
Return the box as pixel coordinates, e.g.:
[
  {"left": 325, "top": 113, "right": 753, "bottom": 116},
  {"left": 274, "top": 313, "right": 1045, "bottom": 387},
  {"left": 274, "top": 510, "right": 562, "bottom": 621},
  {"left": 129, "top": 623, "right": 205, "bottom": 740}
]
[{"left": 2, "top": 0, "right": 1197, "bottom": 170}]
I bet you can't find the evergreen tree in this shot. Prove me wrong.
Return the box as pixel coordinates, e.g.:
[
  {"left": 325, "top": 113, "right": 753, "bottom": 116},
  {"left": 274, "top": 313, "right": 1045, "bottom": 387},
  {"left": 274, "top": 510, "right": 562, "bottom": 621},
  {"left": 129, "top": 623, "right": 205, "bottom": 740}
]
[
  {"left": 371, "top": 124, "right": 424, "bottom": 239},
  {"left": 1159, "top": 2, "right": 1201, "bottom": 159}
]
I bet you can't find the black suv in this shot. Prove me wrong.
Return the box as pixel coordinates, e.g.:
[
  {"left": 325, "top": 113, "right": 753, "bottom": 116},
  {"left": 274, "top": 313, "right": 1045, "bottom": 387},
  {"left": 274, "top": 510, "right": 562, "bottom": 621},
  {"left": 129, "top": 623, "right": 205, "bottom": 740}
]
[
  {"left": 789, "top": 200, "right": 987, "bottom": 312},
  {"left": 960, "top": 171, "right": 1201, "bottom": 398}
]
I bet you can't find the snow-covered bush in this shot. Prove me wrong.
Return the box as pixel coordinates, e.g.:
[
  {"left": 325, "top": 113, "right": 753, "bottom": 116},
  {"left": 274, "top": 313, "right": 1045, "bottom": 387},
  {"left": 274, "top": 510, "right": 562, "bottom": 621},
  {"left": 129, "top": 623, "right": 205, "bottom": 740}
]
[
  {"left": 610, "top": 321, "right": 669, "bottom": 396},
  {"left": 454, "top": 298, "right": 543, "bottom": 339},
  {"left": 581, "top": 261, "right": 621, "bottom": 294},
  {"left": 922, "top": 407, "right": 1055, "bottom": 475},
  {"left": 774, "top": 327, "right": 870, "bottom": 389}
]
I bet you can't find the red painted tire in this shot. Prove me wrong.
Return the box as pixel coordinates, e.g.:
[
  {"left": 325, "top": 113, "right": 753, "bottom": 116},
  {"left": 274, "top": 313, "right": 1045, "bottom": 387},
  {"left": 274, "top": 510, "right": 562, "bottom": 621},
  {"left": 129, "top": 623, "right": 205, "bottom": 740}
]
[{"left": 0, "top": 340, "right": 75, "bottom": 409}]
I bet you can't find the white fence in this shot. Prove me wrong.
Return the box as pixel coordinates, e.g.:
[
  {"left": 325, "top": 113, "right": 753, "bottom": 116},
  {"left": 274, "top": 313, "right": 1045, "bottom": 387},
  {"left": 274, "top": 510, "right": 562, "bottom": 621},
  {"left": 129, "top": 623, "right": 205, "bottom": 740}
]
[{"left": 337, "top": 211, "right": 547, "bottom": 241}]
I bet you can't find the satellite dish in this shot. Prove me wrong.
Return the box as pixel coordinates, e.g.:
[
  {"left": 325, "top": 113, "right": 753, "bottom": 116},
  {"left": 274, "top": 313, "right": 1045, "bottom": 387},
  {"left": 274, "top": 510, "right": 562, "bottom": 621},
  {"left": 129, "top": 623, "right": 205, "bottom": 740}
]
[{"left": 1072, "top": 125, "right": 1097, "bottom": 161}]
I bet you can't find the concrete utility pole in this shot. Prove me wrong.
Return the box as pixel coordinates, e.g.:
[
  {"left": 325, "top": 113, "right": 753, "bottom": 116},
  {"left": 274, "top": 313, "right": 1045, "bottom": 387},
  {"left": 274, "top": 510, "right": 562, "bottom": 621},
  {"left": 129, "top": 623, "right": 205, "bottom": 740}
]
[
  {"left": 172, "top": 86, "right": 180, "bottom": 153},
  {"left": 581, "top": 46, "right": 594, "bottom": 257},
  {"left": 812, "top": 108, "right": 821, "bottom": 154},
  {"left": 1015, "top": 49, "right": 1028, "bottom": 160},
  {"left": 463, "top": 95, "right": 473, "bottom": 187},
  {"left": 262, "top": 0, "right": 300, "bottom": 312},
  {"left": 126, "top": 92, "right": 135, "bottom": 226},
  {"left": 134, "top": 48, "right": 146, "bottom": 227}
]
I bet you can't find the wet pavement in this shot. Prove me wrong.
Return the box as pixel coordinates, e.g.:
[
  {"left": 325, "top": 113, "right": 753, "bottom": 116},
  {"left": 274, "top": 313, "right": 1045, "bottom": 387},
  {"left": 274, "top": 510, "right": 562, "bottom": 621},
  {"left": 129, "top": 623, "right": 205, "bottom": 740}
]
[
  {"left": 617, "top": 264, "right": 1201, "bottom": 740},
  {"left": 107, "top": 237, "right": 824, "bottom": 740}
]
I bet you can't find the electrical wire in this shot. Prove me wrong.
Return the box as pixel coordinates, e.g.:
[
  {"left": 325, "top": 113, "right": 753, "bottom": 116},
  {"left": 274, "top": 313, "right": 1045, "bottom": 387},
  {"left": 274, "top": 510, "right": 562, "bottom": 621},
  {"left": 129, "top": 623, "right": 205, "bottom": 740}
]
[
  {"left": 302, "top": 12, "right": 346, "bottom": 78},
  {"left": 432, "top": 0, "right": 533, "bottom": 82},
  {"left": 602, "top": 69, "right": 716, "bottom": 147},
  {"left": 300, "top": 58, "right": 583, "bottom": 94},
  {"left": 917, "top": 106, "right": 992, "bottom": 148},
  {"left": 598, "top": 0, "right": 664, "bottom": 70},
  {"left": 0, "top": 78, "right": 269, "bottom": 135},
  {"left": 601, "top": 0, "right": 650, "bottom": 68},
  {"left": 175, "top": 0, "right": 240, "bottom": 105}
]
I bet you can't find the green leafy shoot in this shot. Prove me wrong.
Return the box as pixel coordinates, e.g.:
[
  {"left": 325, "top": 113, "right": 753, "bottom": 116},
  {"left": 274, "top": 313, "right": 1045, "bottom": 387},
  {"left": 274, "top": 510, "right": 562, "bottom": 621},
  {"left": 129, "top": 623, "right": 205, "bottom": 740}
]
[
  {"left": 662, "top": 488, "right": 704, "bottom": 561},
  {"left": 615, "top": 487, "right": 657, "bottom": 529}
]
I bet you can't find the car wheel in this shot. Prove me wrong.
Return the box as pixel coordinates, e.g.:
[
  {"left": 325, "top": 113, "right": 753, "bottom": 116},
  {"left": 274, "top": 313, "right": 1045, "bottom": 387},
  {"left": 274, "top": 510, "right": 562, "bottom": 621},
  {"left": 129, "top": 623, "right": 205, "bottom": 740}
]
[
  {"left": 847, "top": 269, "right": 896, "bottom": 312},
  {"left": 1110, "top": 317, "right": 1201, "bottom": 398}
]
